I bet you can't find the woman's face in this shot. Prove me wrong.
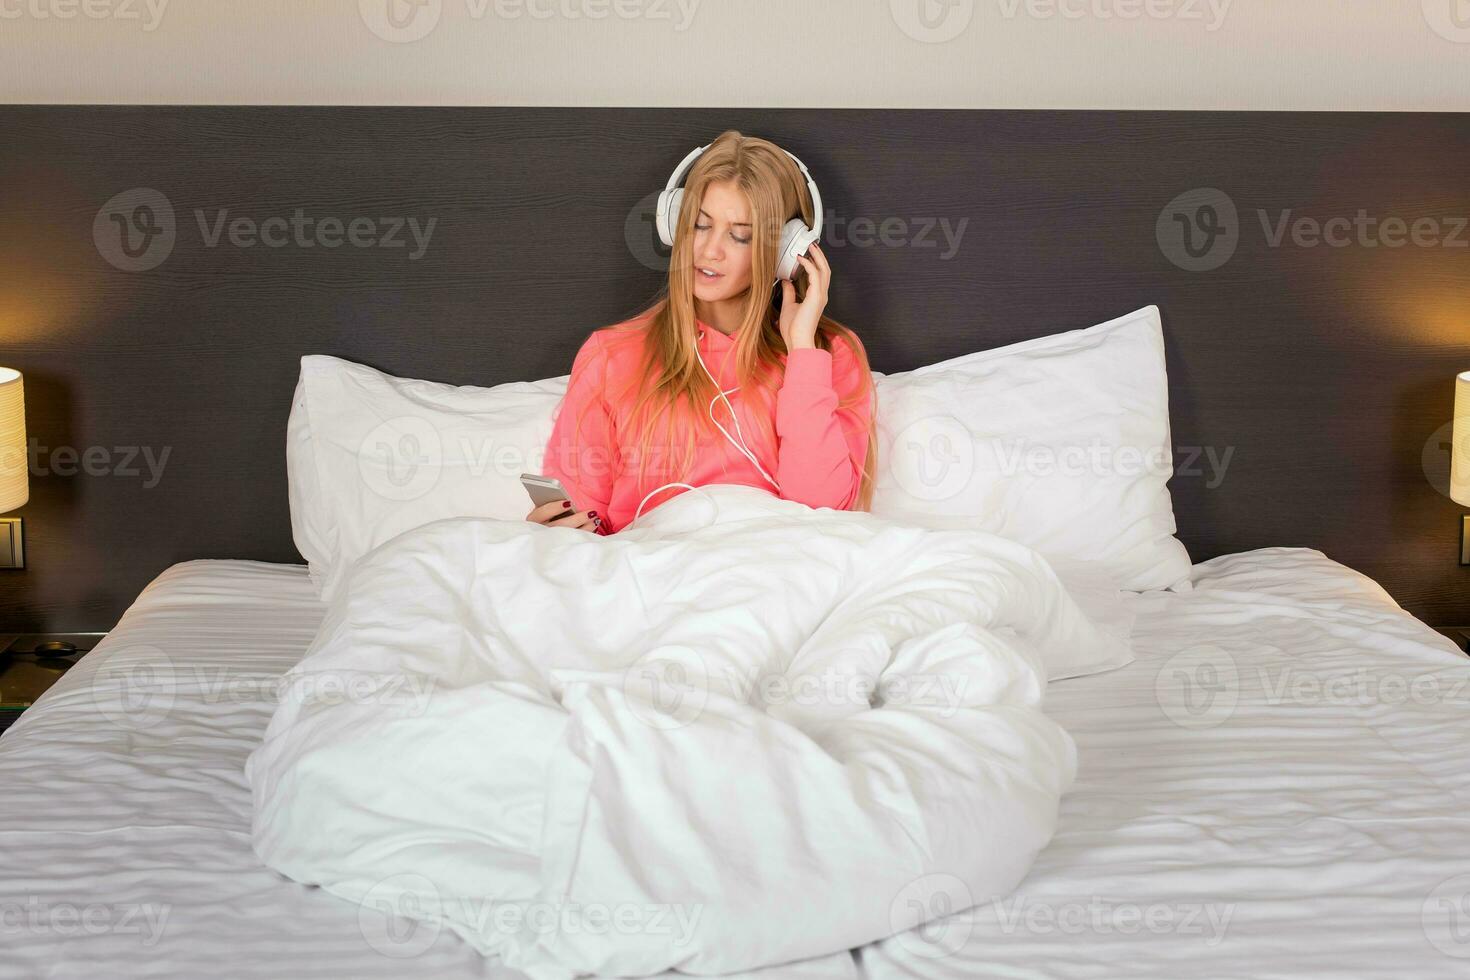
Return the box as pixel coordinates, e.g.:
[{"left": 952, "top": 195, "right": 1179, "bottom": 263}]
[{"left": 690, "top": 179, "right": 755, "bottom": 305}]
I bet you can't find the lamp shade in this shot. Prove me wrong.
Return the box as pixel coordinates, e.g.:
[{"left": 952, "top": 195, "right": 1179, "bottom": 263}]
[
  {"left": 1454, "top": 371, "right": 1470, "bottom": 508},
  {"left": 0, "top": 368, "right": 27, "bottom": 513}
]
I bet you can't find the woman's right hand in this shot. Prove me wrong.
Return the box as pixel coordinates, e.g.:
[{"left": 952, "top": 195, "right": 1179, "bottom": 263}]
[{"left": 525, "top": 499, "right": 601, "bottom": 533}]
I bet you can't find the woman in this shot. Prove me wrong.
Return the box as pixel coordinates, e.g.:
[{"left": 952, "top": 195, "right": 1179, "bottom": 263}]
[{"left": 531, "top": 130, "right": 876, "bottom": 533}]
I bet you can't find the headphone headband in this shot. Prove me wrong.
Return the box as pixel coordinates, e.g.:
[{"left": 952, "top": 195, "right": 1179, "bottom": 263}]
[{"left": 657, "top": 142, "right": 824, "bottom": 242}]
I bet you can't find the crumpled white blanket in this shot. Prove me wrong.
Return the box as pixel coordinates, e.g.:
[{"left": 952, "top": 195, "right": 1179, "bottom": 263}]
[{"left": 247, "top": 485, "right": 1131, "bottom": 978}]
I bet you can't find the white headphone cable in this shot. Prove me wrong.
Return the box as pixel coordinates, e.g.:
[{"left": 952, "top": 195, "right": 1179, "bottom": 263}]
[
  {"left": 694, "top": 338, "right": 781, "bottom": 492},
  {"left": 633, "top": 481, "right": 700, "bottom": 523},
  {"left": 631, "top": 331, "right": 782, "bottom": 523}
]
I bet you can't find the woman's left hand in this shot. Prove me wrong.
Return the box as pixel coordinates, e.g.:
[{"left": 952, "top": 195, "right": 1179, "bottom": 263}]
[{"left": 778, "top": 243, "right": 830, "bottom": 351}]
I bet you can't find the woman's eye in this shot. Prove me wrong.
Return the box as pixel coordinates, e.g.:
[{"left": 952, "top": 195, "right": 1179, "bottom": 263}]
[{"left": 693, "top": 221, "right": 747, "bottom": 244}]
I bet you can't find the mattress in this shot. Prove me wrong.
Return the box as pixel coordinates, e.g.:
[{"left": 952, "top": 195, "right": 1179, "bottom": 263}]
[{"left": 1, "top": 550, "right": 1466, "bottom": 979}]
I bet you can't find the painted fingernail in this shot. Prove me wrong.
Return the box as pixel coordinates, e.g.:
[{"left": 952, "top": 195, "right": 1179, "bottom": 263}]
[
  {"left": 588, "top": 511, "right": 598, "bottom": 518},
  {"left": 561, "top": 500, "right": 571, "bottom": 508}
]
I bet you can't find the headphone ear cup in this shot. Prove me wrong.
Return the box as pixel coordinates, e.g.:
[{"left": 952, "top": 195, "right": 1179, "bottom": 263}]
[
  {"left": 656, "top": 187, "right": 684, "bottom": 248},
  {"left": 774, "top": 218, "right": 816, "bottom": 282}
]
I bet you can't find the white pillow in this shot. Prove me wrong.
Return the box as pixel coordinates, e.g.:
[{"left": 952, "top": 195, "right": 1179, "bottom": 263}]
[
  {"left": 290, "top": 306, "right": 1190, "bottom": 600},
  {"left": 287, "top": 355, "right": 567, "bottom": 601},
  {"left": 870, "top": 306, "right": 1192, "bottom": 592}
]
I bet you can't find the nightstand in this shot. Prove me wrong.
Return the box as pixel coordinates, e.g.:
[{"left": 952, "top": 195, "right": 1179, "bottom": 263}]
[
  {"left": 0, "top": 633, "right": 107, "bottom": 734},
  {"left": 1432, "top": 626, "right": 1470, "bottom": 655}
]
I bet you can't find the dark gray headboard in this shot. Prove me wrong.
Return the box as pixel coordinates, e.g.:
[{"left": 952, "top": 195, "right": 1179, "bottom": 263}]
[{"left": 1, "top": 106, "right": 1467, "bottom": 630}]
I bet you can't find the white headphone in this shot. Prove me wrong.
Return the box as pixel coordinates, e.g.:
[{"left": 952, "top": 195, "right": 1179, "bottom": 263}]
[{"left": 654, "top": 143, "right": 824, "bottom": 283}]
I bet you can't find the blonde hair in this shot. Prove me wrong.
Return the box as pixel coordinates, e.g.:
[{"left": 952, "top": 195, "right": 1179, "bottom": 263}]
[{"left": 585, "top": 130, "right": 877, "bottom": 510}]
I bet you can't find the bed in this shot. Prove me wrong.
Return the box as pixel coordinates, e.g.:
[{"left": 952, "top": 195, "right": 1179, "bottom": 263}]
[
  {"left": 3, "top": 545, "right": 1466, "bottom": 979},
  {"left": 3, "top": 104, "right": 1469, "bottom": 979}
]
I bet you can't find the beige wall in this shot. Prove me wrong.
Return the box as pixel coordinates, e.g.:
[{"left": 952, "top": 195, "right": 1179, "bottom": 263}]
[{"left": 2, "top": 0, "right": 1469, "bottom": 109}]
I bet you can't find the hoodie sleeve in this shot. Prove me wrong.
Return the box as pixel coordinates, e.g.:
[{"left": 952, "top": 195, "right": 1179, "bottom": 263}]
[
  {"left": 543, "top": 332, "right": 614, "bottom": 533},
  {"left": 773, "top": 333, "right": 873, "bottom": 512}
]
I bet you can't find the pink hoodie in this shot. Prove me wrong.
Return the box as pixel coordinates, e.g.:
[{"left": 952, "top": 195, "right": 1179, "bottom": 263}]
[{"left": 543, "top": 314, "right": 872, "bottom": 533}]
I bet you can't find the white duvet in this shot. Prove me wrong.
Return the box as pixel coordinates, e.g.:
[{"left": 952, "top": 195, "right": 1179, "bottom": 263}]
[{"left": 246, "top": 485, "right": 1132, "bottom": 978}]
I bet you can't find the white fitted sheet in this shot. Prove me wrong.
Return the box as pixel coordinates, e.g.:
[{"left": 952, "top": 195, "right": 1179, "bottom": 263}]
[{"left": 1, "top": 550, "right": 1467, "bottom": 979}]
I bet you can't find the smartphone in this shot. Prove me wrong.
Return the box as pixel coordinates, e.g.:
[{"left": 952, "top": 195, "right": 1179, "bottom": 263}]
[{"left": 520, "top": 473, "right": 573, "bottom": 511}]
